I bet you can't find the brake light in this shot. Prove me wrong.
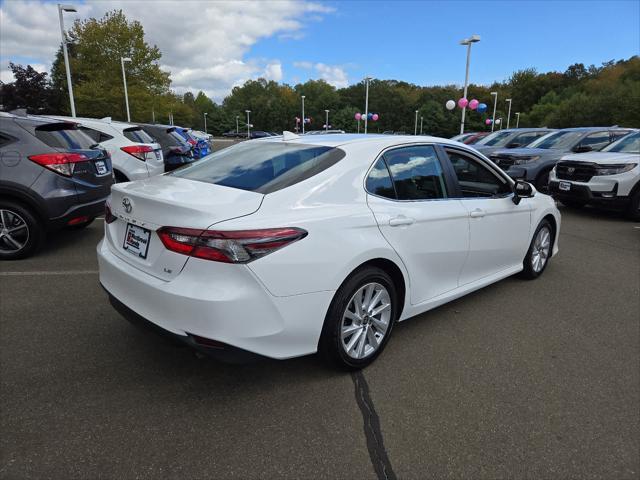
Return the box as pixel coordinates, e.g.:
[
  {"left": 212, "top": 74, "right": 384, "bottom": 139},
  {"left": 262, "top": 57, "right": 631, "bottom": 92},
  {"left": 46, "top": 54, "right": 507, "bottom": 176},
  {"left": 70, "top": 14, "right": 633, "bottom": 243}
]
[
  {"left": 157, "top": 227, "right": 308, "bottom": 263},
  {"left": 28, "top": 152, "right": 88, "bottom": 177},
  {"left": 105, "top": 204, "right": 117, "bottom": 224},
  {"left": 121, "top": 145, "right": 153, "bottom": 161}
]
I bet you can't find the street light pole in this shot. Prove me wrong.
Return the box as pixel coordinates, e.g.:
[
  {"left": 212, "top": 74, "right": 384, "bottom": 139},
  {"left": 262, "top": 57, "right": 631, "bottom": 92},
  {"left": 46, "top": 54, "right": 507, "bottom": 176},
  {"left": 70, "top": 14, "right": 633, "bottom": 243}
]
[
  {"left": 490, "top": 91, "right": 498, "bottom": 132},
  {"left": 325, "top": 109, "right": 329, "bottom": 132},
  {"left": 506, "top": 98, "right": 512, "bottom": 129},
  {"left": 364, "top": 76, "right": 371, "bottom": 134},
  {"left": 236, "top": 115, "right": 239, "bottom": 134},
  {"left": 120, "top": 57, "right": 132, "bottom": 122},
  {"left": 301, "top": 96, "right": 305, "bottom": 134},
  {"left": 203, "top": 112, "right": 208, "bottom": 133},
  {"left": 414, "top": 110, "right": 419, "bottom": 135},
  {"left": 58, "top": 4, "right": 77, "bottom": 117},
  {"left": 459, "top": 34, "right": 480, "bottom": 135},
  {"left": 515, "top": 112, "right": 520, "bottom": 128},
  {"left": 420, "top": 116, "right": 424, "bottom": 135},
  {"left": 245, "top": 110, "right": 251, "bottom": 139}
]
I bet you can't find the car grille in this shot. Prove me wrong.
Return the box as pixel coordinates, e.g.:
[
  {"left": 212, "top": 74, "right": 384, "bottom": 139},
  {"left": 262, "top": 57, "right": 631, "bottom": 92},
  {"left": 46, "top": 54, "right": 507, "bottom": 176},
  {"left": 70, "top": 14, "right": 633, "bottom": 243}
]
[{"left": 556, "top": 161, "right": 597, "bottom": 182}]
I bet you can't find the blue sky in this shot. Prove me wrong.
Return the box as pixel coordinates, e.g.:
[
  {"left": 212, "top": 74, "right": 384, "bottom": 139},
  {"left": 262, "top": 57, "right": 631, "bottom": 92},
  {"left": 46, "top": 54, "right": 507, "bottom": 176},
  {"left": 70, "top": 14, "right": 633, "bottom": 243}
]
[{"left": 1, "top": 0, "right": 639, "bottom": 98}]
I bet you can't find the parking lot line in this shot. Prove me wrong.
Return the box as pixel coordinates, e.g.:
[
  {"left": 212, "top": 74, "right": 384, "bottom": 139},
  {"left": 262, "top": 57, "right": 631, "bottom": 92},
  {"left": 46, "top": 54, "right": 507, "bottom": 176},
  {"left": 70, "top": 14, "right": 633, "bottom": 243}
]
[{"left": 0, "top": 270, "right": 99, "bottom": 276}]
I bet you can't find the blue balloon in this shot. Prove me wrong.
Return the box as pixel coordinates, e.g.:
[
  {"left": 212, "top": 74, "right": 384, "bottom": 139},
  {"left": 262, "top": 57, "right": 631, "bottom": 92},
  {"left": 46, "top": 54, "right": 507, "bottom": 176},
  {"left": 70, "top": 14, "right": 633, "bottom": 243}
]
[
  {"left": 367, "top": 112, "right": 373, "bottom": 120},
  {"left": 477, "top": 103, "right": 488, "bottom": 114}
]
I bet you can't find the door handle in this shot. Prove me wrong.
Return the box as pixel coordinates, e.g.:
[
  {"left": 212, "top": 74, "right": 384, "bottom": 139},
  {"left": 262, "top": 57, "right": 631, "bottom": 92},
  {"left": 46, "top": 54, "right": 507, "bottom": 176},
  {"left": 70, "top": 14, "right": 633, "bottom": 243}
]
[
  {"left": 389, "top": 216, "right": 415, "bottom": 227},
  {"left": 469, "top": 208, "right": 486, "bottom": 218}
]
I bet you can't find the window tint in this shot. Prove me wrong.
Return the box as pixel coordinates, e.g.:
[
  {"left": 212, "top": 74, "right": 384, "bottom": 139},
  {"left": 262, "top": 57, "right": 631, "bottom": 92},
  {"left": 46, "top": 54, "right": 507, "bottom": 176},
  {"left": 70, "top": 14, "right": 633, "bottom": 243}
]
[
  {"left": 603, "top": 131, "right": 640, "bottom": 153},
  {"left": 383, "top": 145, "right": 448, "bottom": 200},
  {"left": 170, "top": 141, "right": 345, "bottom": 194},
  {"left": 529, "top": 130, "right": 583, "bottom": 149},
  {"left": 446, "top": 150, "right": 512, "bottom": 198},
  {"left": 123, "top": 127, "right": 154, "bottom": 144},
  {"left": 35, "top": 124, "right": 95, "bottom": 150},
  {"left": 580, "top": 131, "right": 612, "bottom": 151},
  {"left": 79, "top": 127, "right": 113, "bottom": 143},
  {"left": 510, "top": 131, "right": 547, "bottom": 147},
  {"left": 366, "top": 158, "right": 396, "bottom": 199},
  {"left": 475, "top": 130, "right": 512, "bottom": 146}
]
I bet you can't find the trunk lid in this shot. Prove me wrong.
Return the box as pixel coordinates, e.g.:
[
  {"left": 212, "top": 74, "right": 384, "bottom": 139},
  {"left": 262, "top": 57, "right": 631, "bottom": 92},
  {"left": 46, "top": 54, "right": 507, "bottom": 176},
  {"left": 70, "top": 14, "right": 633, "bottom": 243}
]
[{"left": 106, "top": 175, "right": 264, "bottom": 280}]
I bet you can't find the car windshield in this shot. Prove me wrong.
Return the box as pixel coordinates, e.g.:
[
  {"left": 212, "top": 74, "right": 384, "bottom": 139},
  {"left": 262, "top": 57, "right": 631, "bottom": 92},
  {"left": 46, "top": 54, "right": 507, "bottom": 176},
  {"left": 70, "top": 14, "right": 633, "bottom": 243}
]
[
  {"left": 475, "top": 131, "right": 513, "bottom": 146},
  {"left": 602, "top": 132, "right": 640, "bottom": 153},
  {"left": 170, "top": 141, "right": 346, "bottom": 194},
  {"left": 528, "top": 130, "right": 584, "bottom": 150}
]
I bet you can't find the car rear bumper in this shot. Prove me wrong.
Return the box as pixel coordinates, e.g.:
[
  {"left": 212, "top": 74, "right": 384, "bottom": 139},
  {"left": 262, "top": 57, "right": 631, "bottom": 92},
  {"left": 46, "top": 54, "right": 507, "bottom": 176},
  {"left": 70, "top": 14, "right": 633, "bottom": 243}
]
[
  {"left": 97, "top": 239, "right": 333, "bottom": 360},
  {"left": 48, "top": 196, "right": 108, "bottom": 229}
]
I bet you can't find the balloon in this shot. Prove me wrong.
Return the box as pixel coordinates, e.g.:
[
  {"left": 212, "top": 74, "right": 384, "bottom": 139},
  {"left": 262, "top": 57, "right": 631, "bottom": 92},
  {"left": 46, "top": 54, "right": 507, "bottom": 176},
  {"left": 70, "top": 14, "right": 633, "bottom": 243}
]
[
  {"left": 458, "top": 98, "right": 468, "bottom": 109},
  {"left": 295, "top": 117, "right": 300, "bottom": 122},
  {"left": 355, "top": 113, "right": 362, "bottom": 120},
  {"left": 495, "top": 119, "right": 501, "bottom": 125},
  {"left": 445, "top": 100, "right": 456, "bottom": 110},
  {"left": 485, "top": 119, "right": 492, "bottom": 125},
  {"left": 368, "top": 113, "right": 373, "bottom": 120},
  {"left": 477, "top": 103, "right": 487, "bottom": 113},
  {"left": 469, "top": 99, "right": 479, "bottom": 110},
  {"left": 372, "top": 114, "right": 379, "bottom": 121}
]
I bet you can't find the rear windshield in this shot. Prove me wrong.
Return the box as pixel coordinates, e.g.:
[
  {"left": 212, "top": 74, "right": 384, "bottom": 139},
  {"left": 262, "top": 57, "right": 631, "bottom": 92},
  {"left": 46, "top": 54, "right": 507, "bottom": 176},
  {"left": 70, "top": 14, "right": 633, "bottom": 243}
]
[
  {"left": 170, "top": 141, "right": 346, "bottom": 194},
  {"left": 123, "top": 127, "right": 154, "bottom": 144},
  {"left": 35, "top": 124, "right": 95, "bottom": 149}
]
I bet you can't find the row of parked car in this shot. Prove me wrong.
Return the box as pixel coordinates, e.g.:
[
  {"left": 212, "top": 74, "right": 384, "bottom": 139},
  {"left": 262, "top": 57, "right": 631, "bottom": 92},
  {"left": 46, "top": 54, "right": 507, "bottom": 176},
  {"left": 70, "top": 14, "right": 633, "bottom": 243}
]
[
  {"left": 0, "top": 111, "right": 214, "bottom": 259},
  {"left": 453, "top": 126, "right": 640, "bottom": 220}
]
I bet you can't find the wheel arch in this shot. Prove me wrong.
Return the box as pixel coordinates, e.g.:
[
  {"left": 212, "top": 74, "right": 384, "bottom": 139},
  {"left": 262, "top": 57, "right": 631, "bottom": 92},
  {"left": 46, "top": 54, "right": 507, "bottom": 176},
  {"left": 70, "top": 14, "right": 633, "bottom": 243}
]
[{"left": 0, "top": 184, "right": 46, "bottom": 222}]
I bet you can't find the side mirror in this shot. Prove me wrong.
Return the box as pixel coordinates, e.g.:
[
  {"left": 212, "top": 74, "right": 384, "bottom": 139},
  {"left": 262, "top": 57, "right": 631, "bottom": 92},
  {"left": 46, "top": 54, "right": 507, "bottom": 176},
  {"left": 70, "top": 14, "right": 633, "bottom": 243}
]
[
  {"left": 512, "top": 180, "right": 535, "bottom": 205},
  {"left": 573, "top": 145, "right": 592, "bottom": 153}
]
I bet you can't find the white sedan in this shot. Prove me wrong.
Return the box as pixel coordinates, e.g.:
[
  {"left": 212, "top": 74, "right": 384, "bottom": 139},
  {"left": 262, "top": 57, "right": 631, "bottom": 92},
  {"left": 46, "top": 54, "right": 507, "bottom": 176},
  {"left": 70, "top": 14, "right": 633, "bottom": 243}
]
[{"left": 98, "top": 133, "right": 560, "bottom": 369}]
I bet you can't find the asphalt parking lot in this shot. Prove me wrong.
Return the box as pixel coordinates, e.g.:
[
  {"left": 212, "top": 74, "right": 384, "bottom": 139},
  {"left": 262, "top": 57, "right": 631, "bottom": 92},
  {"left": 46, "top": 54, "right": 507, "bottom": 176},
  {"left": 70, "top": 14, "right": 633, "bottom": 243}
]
[{"left": 1, "top": 205, "right": 638, "bottom": 480}]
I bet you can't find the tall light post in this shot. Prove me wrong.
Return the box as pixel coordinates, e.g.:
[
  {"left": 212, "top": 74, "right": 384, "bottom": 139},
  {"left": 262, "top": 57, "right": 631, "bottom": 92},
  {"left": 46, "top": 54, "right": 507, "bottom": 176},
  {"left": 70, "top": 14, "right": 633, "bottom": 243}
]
[
  {"left": 459, "top": 34, "right": 481, "bottom": 135},
  {"left": 515, "top": 112, "right": 520, "bottom": 128},
  {"left": 236, "top": 115, "right": 239, "bottom": 134},
  {"left": 325, "top": 110, "right": 329, "bottom": 132},
  {"left": 364, "top": 76, "right": 371, "bottom": 134},
  {"left": 301, "top": 95, "right": 306, "bottom": 134},
  {"left": 120, "top": 57, "right": 132, "bottom": 122},
  {"left": 245, "top": 110, "right": 251, "bottom": 139},
  {"left": 414, "top": 110, "right": 419, "bottom": 135},
  {"left": 203, "top": 112, "right": 208, "bottom": 133},
  {"left": 420, "top": 116, "right": 424, "bottom": 135},
  {"left": 505, "top": 98, "right": 512, "bottom": 129},
  {"left": 490, "top": 91, "right": 498, "bottom": 132},
  {"left": 58, "top": 4, "right": 77, "bottom": 117}
]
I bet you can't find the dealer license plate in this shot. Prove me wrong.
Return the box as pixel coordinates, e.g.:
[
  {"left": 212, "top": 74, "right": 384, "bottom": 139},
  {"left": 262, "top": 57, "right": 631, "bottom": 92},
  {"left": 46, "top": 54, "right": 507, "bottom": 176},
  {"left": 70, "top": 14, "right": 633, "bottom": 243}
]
[{"left": 123, "top": 223, "right": 151, "bottom": 259}]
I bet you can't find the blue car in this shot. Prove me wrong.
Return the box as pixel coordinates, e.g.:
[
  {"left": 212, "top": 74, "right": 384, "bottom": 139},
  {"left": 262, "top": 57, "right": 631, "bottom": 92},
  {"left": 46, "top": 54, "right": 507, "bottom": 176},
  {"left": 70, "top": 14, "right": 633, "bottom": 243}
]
[{"left": 175, "top": 127, "right": 210, "bottom": 159}]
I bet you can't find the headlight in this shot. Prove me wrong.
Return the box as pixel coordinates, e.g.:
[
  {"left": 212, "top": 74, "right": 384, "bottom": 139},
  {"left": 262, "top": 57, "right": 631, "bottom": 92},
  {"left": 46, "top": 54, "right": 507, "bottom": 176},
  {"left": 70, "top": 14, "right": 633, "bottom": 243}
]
[
  {"left": 512, "top": 156, "right": 540, "bottom": 165},
  {"left": 595, "top": 163, "right": 638, "bottom": 176}
]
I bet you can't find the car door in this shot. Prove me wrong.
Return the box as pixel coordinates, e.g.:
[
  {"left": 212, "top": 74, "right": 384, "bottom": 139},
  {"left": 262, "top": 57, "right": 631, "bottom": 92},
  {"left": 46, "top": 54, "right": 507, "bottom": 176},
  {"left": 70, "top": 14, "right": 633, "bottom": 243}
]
[
  {"left": 366, "top": 144, "right": 470, "bottom": 305},
  {"left": 442, "top": 146, "right": 532, "bottom": 285}
]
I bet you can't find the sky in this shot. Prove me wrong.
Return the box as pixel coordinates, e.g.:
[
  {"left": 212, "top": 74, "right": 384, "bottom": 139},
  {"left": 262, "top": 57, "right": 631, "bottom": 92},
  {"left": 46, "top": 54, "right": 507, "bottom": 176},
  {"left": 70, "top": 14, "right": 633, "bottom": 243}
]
[{"left": 1, "top": 0, "right": 639, "bottom": 101}]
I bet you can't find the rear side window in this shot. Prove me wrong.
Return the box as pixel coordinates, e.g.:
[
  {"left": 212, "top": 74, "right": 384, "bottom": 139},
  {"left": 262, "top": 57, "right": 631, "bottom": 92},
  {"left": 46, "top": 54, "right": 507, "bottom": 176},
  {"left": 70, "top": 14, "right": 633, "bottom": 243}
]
[
  {"left": 35, "top": 124, "right": 95, "bottom": 149},
  {"left": 382, "top": 145, "right": 448, "bottom": 200},
  {"left": 366, "top": 158, "right": 396, "bottom": 199},
  {"left": 170, "top": 142, "right": 345, "bottom": 194},
  {"left": 79, "top": 126, "right": 113, "bottom": 143},
  {"left": 123, "top": 128, "right": 154, "bottom": 144}
]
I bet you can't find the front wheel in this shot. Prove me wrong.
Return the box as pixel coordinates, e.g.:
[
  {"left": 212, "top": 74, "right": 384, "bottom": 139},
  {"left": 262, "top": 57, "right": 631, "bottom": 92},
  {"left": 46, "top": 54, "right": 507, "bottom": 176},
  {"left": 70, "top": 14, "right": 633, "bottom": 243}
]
[
  {"left": 628, "top": 190, "right": 640, "bottom": 221},
  {"left": 0, "top": 200, "right": 44, "bottom": 260},
  {"left": 319, "top": 266, "right": 397, "bottom": 370},
  {"left": 520, "top": 219, "right": 554, "bottom": 280}
]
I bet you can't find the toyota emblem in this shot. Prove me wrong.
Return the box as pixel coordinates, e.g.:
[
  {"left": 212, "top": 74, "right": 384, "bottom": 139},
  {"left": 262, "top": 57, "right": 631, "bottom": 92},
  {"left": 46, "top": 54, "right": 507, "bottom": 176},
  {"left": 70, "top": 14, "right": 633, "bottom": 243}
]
[{"left": 122, "top": 197, "right": 133, "bottom": 213}]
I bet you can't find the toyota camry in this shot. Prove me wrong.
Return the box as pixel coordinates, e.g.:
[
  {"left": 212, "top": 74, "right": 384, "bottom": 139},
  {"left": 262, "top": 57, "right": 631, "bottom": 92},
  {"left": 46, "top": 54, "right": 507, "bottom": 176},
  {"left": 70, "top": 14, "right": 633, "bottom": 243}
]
[{"left": 98, "top": 133, "right": 560, "bottom": 369}]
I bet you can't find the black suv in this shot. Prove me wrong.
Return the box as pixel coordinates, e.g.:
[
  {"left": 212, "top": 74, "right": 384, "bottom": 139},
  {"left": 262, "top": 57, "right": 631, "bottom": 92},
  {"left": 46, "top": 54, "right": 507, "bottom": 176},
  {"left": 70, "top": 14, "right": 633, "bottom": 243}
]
[
  {"left": 139, "top": 124, "right": 195, "bottom": 171},
  {"left": 0, "top": 112, "right": 113, "bottom": 259}
]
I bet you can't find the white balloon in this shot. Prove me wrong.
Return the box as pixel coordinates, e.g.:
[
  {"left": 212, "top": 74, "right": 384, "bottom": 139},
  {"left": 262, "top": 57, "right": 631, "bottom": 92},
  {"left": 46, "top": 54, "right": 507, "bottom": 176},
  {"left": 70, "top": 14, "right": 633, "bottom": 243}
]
[
  {"left": 445, "top": 100, "right": 456, "bottom": 110},
  {"left": 495, "top": 119, "right": 501, "bottom": 124}
]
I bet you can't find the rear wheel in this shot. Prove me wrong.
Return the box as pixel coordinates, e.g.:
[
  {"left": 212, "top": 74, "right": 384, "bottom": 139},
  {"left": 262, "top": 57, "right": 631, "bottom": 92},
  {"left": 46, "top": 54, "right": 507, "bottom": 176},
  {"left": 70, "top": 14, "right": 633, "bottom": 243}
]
[
  {"left": 319, "top": 266, "right": 397, "bottom": 370},
  {"left": 521, "top": 219, "right": 553, "bottom": 280},
  {"left": 0, "top": 200, "right": 44, "bottom": 260},
  {"left": 561, "top": 199, "right": 587, "bottom": 209}
]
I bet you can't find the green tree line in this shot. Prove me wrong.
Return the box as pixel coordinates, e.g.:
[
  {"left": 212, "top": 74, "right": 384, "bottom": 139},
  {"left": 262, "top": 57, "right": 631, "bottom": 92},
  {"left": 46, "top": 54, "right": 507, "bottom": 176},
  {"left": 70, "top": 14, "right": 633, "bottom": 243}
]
[{"left": 1, "top": 9, "right": 638, "bottom": 136}]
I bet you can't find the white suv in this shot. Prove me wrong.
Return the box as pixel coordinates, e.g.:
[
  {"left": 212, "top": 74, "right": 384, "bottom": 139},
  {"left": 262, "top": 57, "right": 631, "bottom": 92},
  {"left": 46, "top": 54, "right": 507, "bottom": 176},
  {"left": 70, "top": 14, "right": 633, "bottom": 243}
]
[
  {"left": 549, "top": 131, "right": 640, "bottom": 220},
  {"left": 48, "top": 116, "right": 164, "bottom": 182}
]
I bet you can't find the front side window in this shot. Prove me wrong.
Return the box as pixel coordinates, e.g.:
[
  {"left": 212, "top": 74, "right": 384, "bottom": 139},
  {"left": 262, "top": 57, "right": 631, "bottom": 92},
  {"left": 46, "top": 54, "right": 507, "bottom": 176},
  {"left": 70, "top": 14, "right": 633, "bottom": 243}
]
[
  {"left": 366, "top": 158, "right": 396, "bottom": 199},
  {"left": 446, "top": 149, "right": 512, "bottom": 198},
  {"left": 603, "top": 131, "right": 640, "bottom": 153},
  {"left": 579, "top": 131, "right": 612, "bottom": 151},
  {"left": 529, "top": 130, "right": 584, "bottom": 150},
  {"left": 510, "top": 131, "right": 548, "bottom": 148},
  {"left": 382, "top": 145, "right": 448, "bottom": 200},
  {"left": 475, "top": 130, "right": 513, "bottom": 147}
]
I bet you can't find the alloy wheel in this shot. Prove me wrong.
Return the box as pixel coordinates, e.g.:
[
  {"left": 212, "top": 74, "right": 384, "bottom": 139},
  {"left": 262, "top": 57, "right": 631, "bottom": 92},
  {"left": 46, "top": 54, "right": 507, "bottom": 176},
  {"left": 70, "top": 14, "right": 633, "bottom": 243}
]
[
  {"left": 341, "top": 282, "right": 392, "bottom": 359},
  {"left": 531, "top": 225, "right": 551, "bottom": 273},
  {"left": 0, "top": 209, "right": 29, "bottom": 254}
]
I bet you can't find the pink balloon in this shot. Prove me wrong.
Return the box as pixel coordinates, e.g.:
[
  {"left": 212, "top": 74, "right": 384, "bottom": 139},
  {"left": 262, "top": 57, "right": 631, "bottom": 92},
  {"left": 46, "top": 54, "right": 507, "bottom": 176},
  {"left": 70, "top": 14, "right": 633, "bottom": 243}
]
[
  {"left": 355, "top": 113, "right": 362, "bottom": 120},
  {"left": 469, "top": 99, "right": 479, "bottom": 110},
  {"left": 372, "top": 114, "right": 379, "bottom": 121},
  {"left": 485, "top": 119, "right": 492, "bottom": 125},
  {"left": 458, "top": 98, "right": 468, "bottom": 109}
]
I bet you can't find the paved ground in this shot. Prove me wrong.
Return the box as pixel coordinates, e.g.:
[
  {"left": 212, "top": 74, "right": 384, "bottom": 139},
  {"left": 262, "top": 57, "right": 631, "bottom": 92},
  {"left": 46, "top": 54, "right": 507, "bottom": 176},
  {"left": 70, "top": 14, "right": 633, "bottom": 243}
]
[{"left": 1, "top": 206, "right": 638, "bottom": 479}]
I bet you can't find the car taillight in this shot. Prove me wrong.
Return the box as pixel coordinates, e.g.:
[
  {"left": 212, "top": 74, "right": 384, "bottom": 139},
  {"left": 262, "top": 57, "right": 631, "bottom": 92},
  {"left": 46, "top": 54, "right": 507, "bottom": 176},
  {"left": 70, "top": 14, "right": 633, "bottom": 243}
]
[
  {"left": 105, "top": 204, "right": 117, "bottom": 224},
  {"left": 28, "top": 152, "right": 88, "bottom": 177},
  {"left": 121, "top": 145, "right": 153, "bottom": 161},
  {"left": 157, "top": 227, "right": 308, "bottom": 263}
]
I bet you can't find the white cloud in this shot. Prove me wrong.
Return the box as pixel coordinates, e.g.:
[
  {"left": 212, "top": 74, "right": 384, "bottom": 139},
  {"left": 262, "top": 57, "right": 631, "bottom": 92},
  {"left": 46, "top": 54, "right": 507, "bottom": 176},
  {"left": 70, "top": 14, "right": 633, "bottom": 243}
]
[
  {"left": 0, "top": 0, "right": 333, "bottom": 100},
  {"left": 294, "top": 61, "right": 349, "bottom": 88}
]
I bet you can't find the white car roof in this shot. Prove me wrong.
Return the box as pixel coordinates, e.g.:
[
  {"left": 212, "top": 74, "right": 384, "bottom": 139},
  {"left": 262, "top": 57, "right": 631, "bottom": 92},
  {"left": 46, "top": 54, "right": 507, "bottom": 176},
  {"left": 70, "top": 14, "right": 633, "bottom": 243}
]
[
  {"left": 47, "top": 115, "right": 140, "bottom": 133},
  {"left": 257, "top": 133, "right": 465, "bottom": 150}
]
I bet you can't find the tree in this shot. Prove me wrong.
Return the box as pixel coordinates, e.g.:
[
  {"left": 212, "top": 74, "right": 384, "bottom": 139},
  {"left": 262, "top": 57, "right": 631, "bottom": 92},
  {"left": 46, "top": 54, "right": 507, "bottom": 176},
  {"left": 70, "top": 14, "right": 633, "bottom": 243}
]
[{"left": 0, "top": 63, "right": 58, "bottom": 113}]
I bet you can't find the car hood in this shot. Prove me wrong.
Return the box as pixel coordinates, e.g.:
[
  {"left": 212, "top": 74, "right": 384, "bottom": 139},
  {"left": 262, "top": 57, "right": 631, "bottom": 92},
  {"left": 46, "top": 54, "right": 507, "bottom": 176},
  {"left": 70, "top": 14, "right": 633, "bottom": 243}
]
[
  {"left": 560, "top": 151, "right": 640, "bottom": 165},
  {"left": 491, "top": 147, "right": 563, "bottom": 158}
]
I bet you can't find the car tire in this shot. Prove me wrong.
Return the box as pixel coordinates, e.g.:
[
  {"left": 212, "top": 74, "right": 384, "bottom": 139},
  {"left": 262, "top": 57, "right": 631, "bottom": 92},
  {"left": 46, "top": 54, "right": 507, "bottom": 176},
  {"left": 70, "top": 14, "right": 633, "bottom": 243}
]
[
  {"left": 628, "top": 190, "right": 640, "bottom": 221},
  {"left": 520, "top": 219, "right": 554, "bottom": 280},
  {"left": 0, "top": 200, "right": 45, "bottom": 260},
  {"left": 318, "top": 266, "right": 398, "bottom": 370},
  {"left": 65, "top": 218, "right": 95, "bottom": 230},
  {"left": 535, "top": 170, "right": 551, "bottom": 193},
  {"left": 561, "top": 199, "right": 587, "bottom": 209}
]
